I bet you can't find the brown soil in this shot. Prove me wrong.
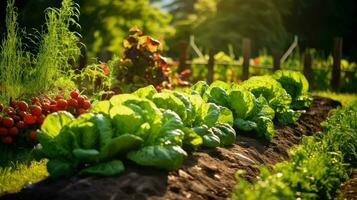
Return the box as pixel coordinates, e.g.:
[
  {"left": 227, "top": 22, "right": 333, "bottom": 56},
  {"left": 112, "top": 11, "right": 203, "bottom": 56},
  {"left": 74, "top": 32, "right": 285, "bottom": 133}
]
[
  {"left": 339, "top": 169, "right": 357, "bottom": 200},
  {"left": 1, "top": 96, "right": 341, "bottom": 200}
]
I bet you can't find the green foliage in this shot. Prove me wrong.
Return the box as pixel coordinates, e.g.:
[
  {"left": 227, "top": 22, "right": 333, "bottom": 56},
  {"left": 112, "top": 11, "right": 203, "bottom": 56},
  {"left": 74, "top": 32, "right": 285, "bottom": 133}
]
[
  {"left": 111, "top": 29, "right": 177, "bottom": 93},
  {"left": 231, "top": 101, "right": 357, "bottom": 200},
  {"left": 273, "top": 70, "right": 312, "bottom": 109},
  {"left": 241, "top": 76, "right": 292, "bottom": 113},
  {"left": 132, "top": 86, "right": 236, "bottom": 148},
  {"left": 168, "top": 0, "right": 291, "bottom": 55},
  {"left": 191, "top": 80, "right": 276, "bottom": 141},
  {"left": 0, "top": 0, "right": 81, "bottom": 101},
  {"left": 77, "top": 0, "right": 174, "bottom": 58},
  {"left": 0, "top": 0, "right": 26, "bottom": 100}
]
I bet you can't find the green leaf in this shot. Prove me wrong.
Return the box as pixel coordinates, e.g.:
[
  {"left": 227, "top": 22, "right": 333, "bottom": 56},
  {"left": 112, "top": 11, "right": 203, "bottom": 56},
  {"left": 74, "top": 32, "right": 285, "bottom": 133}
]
[
  {"left": 202, "top": 130, "right": 221, "bottom": 148},
  {"left": 77, "top": 122, "right": 99, "bottom": 149},
  {"left": 191, "top": 81, "right": 209, "bottom": 96},
  {"left": 277, "top": 109, "right": 301, "bottom": 125},
  {"left": 100, "top": 134, "right": 143, "bottom": 160},
  {"left": 152, "top": 92, "right": 187, "bottom": 121},
  {"left": 214, "top": 123, "right": 236, "bottom": 146},
  {"left": 110, "top": 105, "right": 144, "bottom": 135},
  {"left": 253, "top": 116, "right": 275, "bottom": 141},
  {"left": 90, "top": 100, "right": 111, "bottom": 114},
  {"left": 254, "top": 95, "right": 275, "bottom": 120},
  {"left": 157, "top": 129, "right": 185, "bottom": 146},
  {"left": 160, "top": 110, "right": 184, "bottom": 133},
  {"left": 202, "top": 103, "right": 221, "bottom": 127},
  {"left": 47, "top": 159, "right": 76, "bottom": 179},
  {"left": 172, "top": 91, "right": 195, "bottom": 126},
  {"left": 207, "top": 86, "right": 229, "bottom": 107},
  {"left": 182, "top": 127, "right": 203, "bottom": 150},
  {"left": 79, "top": 160, "right": 125, "bottom": 176},
  {"left": 242, "top": 75, "right": 292, "bottom": 113},
  {"left": 41, "top": 111, "right": 75, "bottom": 138},
  {"left": 127, "top": 145, "right": 187, "bottom": 170},
  {"left": 91, "top": 114, "right": 114, "bottom": 150},
  {"left": 203, "top": 103, "right": 233, "bottom": 127},
  {"left": 229, "top": 89, "right": 256, "bottom": 119},
  {"left": 234, "top": 118, "right": 257, "bottom": 132},
  {"left": 133, "top": 85, "right": 157, "bottom": 99},
  {"left": 73, "top": 148, "right": 100, "bottom": 162},
  {"left": 209, "top": 80, "right": 231, "bottom": 91}
]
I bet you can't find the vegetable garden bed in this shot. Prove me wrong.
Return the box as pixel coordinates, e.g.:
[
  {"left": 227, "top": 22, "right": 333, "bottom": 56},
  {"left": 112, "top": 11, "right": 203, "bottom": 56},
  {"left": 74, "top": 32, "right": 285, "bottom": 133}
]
[{"left": 0, "top": 96, "right": 340, "bottom": 200}]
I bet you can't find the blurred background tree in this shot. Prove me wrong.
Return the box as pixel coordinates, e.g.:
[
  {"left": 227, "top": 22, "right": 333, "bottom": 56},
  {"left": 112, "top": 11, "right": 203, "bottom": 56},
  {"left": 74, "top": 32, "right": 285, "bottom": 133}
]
[
  {"left": 0, "top": 0, "right": 356, "bottom": 61},
  {"left": 0, "top": 0, "right": 174, "bottom": 61}
]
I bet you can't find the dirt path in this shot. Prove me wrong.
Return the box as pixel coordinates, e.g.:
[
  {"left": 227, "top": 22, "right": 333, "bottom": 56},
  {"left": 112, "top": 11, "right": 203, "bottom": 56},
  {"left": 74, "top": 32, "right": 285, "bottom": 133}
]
[
  {"left": 1, "top": 96, "right": 340, "bottom": 200},
  {"left": 339, "top": 169, "right": 357, "bottom": 200}
]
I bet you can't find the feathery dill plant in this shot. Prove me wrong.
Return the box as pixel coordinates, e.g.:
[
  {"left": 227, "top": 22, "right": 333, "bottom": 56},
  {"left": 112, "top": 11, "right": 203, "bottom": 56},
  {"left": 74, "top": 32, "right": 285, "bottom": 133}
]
[
  {"left": 0, "top": 0, "right": 24, "bottom": 101},
  {"left": 0, "top": 0, "right": 81, "bottom": 101},
  {"left": 30, "top": 0, "right": 81, "bottom": 93}
]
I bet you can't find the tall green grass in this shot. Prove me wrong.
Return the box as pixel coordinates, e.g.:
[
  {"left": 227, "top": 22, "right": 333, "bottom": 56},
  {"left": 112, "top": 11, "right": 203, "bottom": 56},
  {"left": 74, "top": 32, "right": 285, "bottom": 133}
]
[
  {"left": 0, "top": 0, "right": 25, "bottom": 100},
  {"left": 0, "top": 0, "right": 81, "bottom": 102},
  {"left": 32, "top": 0, "right": 81, "bottom": 93}
]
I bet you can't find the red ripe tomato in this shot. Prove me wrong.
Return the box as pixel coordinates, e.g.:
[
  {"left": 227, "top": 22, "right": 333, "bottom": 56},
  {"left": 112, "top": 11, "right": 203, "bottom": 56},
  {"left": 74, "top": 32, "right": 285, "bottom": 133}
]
[
  {"left": 50, "top": 100, "right": 57, "bottom": 105},
  {"left": 36, "top": 115, "right": 45, "bottom": 124},
  {"left": 77, "top": 96, "right": 85, "bottom": 105},
  {"left": 16, "top": 121, "right": 26, "bottom": 129},
  {"left": 4, "top": 107, "right": 15, "bottom": 115},
  {"left": 0, "top": 115, "right": 3, "bottom": 124},
  {"left": 67, "top": 98, "right": 78, "bottom": 108},
  {"left": 70, "top": 89, "right": 80, "bottom": 99},
  {"left": 2, "top": 136, "right": 12, "bottom": 144},
  {"left": 11, "top": 115, "right": 21, "bottom": 122},
  {"left": 0, "top": 127, "right": 8, "bottom": 135},
  {"left": 17, "top": 101, "right": 29, "bottom": 111},
  {"left": 30, "top": 105, "right": 42, "bottom": 116},
  {"left": 77, "top": 108, "right": 86, "bottom": 115},
  {"left": 55, "top": 95, "right": 64, "bottom": 101},
  {"left": 9, "top": 127, "right": 19, "bottom": 136},
  {"left": 3, "top": 117, "right": 14, "bottom": 128},
  {"left": 50, "top": 105, "right": 58, "bottom": 113},
  {"left": 56, "top": 99, "right": 67, "bottom": 110},
  {"left": 82, "top": 101, "right": 91, "bottom": 110},
  {"left": 10, "top": 100, "right": 18, "bottom": 108},
  {"left": 0, "top": 103, "right": 4, "bottom": 111},
  {"left": 42, "top": 103, "right": 51, "bottom": 112},
  {"left": 29, "top": 130, "right": 37, "bottom": 141},
  {"left": 19, "top": 111, "right": 27, "bottom": 118},
  {"left": 24, "top": 114, "right": 37, "bottom": 125}
]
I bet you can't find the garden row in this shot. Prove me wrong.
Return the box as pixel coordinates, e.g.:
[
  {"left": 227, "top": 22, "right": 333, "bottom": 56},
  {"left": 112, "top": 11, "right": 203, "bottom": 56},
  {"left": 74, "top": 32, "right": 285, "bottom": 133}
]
[
  {"left": 231, "top": 100, "right": 357, "bottom": 199},
  {"left": 33, "top": 70, "right": 312, "bottom": 179}
]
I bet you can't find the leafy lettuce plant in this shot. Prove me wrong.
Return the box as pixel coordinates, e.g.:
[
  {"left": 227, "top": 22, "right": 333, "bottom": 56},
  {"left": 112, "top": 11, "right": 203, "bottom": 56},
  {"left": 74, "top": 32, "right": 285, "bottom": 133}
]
[
  {"left": 133, "top": 85, "right": 237, "bottom": 148},
  {"left": 191, "top": 81, "right": 276, "bottom": 141},
  {"left": 272, "top": 70, "right": 313, "bottom": 109},
  {"left": 241, "top": 75, "right": 301, "bottom": 125},
  {"left": 35, "top": 94, "right": 191, "bottom": 179}
]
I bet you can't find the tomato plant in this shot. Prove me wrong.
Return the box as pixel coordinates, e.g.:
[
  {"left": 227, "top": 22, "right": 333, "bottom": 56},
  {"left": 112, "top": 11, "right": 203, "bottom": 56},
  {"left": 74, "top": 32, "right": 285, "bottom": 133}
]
[{"left": 0, "top": 89, "right": 92, "bottom": 146}]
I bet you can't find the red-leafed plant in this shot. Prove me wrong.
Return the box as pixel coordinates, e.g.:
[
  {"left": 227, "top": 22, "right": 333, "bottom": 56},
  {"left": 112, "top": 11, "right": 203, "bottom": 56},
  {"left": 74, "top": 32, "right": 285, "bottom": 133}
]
[{"left": 112, "top": 27, "right": 190, "bottom": 93}]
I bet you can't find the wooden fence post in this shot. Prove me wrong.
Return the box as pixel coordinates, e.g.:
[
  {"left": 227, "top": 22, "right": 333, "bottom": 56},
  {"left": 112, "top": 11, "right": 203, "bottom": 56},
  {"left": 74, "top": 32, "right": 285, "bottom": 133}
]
[
  {"left": 242, "top": 38, "right": 251, "bottom": 81},
  {"left": 303, "top": 50, "right": 313, "bottom": 86},
  {"left": 179, "top": 42, "right": 189, "bottom": 72},
  {"left": 207, "top": 49, "right": 215, "bottom": 84},
  {"left": 331, "top": 37, "right": 343, "bottom": 91},
  {"left": 272, "top": 48, "right": 281, "bottom": 71}
]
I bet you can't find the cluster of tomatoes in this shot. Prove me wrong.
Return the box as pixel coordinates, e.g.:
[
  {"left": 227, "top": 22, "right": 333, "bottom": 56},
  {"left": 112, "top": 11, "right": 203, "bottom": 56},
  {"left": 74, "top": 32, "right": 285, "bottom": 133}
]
[{"left": 0, "top": 89, "right": 91, "bottom": 145}]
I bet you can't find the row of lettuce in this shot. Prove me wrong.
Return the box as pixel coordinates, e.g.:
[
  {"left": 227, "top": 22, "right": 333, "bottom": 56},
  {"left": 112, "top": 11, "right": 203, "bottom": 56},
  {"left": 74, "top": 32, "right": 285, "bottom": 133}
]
[
  {"left": 33, "top": 70, "right": 312, "bottom": 178},
  {"left": 231, "top": 100, "right": 357, "bottom": 199}
]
